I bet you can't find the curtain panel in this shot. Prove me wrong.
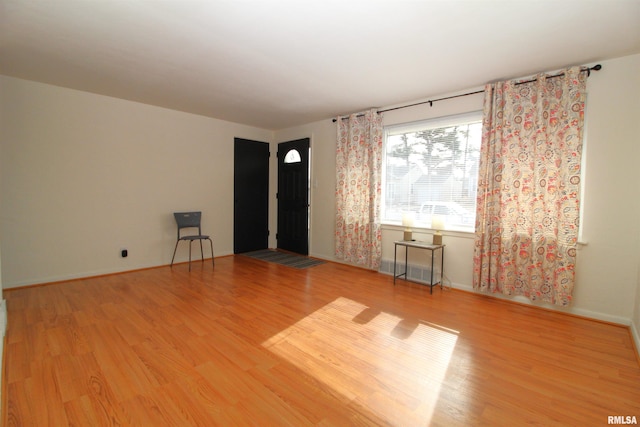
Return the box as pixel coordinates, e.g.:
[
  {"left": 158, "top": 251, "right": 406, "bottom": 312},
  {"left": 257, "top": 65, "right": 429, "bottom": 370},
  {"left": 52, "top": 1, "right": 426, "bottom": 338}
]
[
  {"left": 335, "top": 109, "right": 383, "bottom": 269},
  {"left": 473, "top": 67, "right": 587, "bottom": 306}
]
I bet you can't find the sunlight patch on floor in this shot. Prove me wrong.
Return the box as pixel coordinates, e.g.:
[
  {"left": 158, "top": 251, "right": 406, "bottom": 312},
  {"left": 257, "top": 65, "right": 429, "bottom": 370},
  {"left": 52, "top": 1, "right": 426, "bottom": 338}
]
[{"left": 262, "top": 297, "right": 458, "bottom": 425}]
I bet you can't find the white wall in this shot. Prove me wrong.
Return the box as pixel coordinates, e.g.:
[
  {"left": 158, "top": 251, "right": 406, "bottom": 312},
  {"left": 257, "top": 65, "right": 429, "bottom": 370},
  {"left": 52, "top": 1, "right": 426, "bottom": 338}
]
[
  {"left": 0, "top": 75, "right": 273, "bottom": 288},
  {"left": 632, "top": 58, "right": 640, "bottom": 346},
  {"left": 574, "top": 54, "right": 640, "bottom": 325},
  {"left": 2, "top": 54, "right": 639, "bottom": 330},
  {"left": 635, "top": 244, "right": 640, "bottom": 349},
  {"left": 275, "top": 53, "right": 640, "bottom": 327}
]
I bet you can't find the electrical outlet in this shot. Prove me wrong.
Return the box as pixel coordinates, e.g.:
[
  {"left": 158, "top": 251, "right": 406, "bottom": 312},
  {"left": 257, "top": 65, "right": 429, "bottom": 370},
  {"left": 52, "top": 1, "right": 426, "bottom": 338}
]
[{"left": 121, "top": 249, "right": 128, "bottom": 258}]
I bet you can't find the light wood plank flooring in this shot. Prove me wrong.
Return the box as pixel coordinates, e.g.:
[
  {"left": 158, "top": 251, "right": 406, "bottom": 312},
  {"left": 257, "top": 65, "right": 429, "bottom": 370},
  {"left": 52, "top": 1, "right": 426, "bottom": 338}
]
[{"left": 3, "top": 255, "right": 640, "bottom": 426}]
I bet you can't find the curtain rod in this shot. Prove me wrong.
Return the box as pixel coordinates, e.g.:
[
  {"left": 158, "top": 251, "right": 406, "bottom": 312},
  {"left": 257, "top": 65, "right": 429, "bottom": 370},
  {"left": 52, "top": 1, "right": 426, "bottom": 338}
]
[
  {"left": 514, "top": 63, "right": 601, "bottom": 86},
  {"left": 333, "top": 64, "right": 601, "bottom": 122}
]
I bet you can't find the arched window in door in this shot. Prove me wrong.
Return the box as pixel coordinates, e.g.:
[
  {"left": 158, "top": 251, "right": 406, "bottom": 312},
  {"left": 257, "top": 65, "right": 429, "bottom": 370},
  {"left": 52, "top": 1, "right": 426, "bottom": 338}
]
[{"left": 284, "top": 149, "right": 302, "bottom": 164}]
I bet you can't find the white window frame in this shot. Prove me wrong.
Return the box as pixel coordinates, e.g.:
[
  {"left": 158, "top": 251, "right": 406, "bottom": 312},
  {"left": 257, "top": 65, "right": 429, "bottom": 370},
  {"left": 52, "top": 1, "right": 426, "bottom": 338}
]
[{"left": 381, "top": 111, "right": 482, "bottom": 233}]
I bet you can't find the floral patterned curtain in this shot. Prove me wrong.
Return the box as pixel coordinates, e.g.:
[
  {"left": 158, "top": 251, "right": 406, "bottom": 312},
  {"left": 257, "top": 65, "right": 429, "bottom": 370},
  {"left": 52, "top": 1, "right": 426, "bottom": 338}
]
[
  {"left": 335, "top": 109, "right": 383, "bottom": 269},
  {"left": 473, "top": 67, "right": 587, "bottom": 306}
]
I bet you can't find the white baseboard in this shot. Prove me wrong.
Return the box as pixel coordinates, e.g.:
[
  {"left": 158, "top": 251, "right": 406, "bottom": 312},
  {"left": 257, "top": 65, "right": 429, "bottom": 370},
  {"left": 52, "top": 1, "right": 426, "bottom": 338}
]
[
  {"left": 631, "top": 320, "right": 640, "bottom": 362},
  {"left": 0, "top": 298, "right": 6, "bottom": 421},
  {"left": 1, "top": 299, "right": 6, "bottom": 337},
  {"left": 447, "top": 281, "right": 631, "bottom": 326},
  {"left": 379, "top": 257, "right": 632, "bottom": 327}
]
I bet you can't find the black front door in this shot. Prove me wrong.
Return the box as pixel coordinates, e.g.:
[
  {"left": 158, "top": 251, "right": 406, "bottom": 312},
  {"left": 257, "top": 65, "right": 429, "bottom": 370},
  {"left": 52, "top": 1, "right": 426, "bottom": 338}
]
[
  {"left": 234, "top": 138, "right": 269, "bottom": 253},
  {"left": 277, "top": 138, "right": 310, "bottom": 255}
]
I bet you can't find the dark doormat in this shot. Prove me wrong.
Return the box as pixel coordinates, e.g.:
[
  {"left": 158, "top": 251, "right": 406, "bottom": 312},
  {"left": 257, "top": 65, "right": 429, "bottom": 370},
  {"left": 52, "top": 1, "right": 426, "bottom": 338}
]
[{"left": 240, "top": 249, "right": 325, "bottom": 269}]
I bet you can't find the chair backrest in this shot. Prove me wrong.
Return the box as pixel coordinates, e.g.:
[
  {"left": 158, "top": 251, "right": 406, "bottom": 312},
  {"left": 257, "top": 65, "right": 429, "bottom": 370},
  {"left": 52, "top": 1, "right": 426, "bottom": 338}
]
[{"left": 174, "top": 211, "right": 202, "bottom": 237}]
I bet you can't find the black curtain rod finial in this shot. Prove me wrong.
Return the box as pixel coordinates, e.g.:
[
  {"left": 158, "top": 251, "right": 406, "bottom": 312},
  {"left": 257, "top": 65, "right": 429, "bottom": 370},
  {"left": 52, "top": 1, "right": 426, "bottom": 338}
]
[{"left": 587, "top": 64, "right": 602, "bottom": 77}]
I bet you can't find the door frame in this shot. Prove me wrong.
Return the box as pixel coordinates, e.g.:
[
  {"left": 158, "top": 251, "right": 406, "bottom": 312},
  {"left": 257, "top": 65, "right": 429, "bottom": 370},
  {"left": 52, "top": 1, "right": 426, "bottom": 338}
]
[{"left": 277, "top": 138, "right": 310, "bottom": 255}]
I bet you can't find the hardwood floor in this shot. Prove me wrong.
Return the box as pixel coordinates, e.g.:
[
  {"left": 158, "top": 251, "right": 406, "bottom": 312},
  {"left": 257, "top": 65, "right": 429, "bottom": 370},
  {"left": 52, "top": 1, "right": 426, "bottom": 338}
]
[{"left": 3, "top": 255, "right": 640, "bottom": 426}]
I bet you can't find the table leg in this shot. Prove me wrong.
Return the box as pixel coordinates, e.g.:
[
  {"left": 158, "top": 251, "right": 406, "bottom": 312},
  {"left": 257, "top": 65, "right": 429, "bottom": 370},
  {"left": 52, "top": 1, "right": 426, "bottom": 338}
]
[
  {"left": 430, "top": 249, "right": 435, "bottom": 294},
  {"left": 393, "top": 244, "right": 397, "bottom": 284},
  {"left": 404, "top": 245, "right": 408, "bottom": 282},
  {"left": 441, "top": 246, "right": 445, "bottom": 290}
]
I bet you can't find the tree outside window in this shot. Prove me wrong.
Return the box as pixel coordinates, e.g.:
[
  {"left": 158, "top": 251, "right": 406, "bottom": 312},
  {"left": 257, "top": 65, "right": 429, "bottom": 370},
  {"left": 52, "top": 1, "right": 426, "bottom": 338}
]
[{"left": 383, "top": 113, "right": 482, "bottom": 232}]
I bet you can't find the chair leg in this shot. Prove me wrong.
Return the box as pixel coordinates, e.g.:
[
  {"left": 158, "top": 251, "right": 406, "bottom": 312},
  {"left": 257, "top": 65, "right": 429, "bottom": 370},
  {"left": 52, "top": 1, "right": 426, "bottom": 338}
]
[
  {"left": 170, "top": 241, "right": 179, "bottom": 267},
  {"left": 208, "top": 238, "right": 214, "bottom": 267},
  {"left": 174, "top": 239, "right": 212, "bottom": 271}
]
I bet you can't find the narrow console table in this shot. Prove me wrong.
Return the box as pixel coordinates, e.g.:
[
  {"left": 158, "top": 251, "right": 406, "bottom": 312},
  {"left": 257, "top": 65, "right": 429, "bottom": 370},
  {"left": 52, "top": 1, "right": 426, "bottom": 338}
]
[{"left": 393, "top": 240, "right": 445, "bottom": 294}]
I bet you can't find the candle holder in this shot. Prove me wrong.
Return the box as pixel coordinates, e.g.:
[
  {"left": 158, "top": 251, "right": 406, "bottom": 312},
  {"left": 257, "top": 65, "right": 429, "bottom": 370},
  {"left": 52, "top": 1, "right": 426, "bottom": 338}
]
[
  {"left": 402, "top": 213, "right": 414, "bottom": 241},
  {"left": 431, "top": 215, "right": 444, "bottom": 245}
]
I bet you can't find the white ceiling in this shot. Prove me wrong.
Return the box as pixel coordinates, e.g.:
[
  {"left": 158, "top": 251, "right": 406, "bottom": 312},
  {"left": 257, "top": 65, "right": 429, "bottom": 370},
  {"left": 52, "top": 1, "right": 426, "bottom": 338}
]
[{"left": 1, "top": 1, "right": 639, "bottom": 130}]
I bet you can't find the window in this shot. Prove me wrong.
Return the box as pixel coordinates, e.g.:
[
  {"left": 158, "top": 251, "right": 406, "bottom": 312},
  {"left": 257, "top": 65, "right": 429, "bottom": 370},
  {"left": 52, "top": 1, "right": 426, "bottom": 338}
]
[
  {"left": 382, "top": 111, "right": 482, "bottom": 232},
  {"left": 284, "top": 149, "right": 302, "bottom": 164}
]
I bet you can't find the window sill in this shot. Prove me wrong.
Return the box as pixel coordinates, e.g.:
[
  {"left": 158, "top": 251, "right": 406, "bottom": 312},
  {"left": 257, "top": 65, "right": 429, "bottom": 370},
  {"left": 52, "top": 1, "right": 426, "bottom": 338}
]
[
  {"left": 382, "top": 223, "right": 590, "bottom": 245},
  {"left": 381, "top": 223, "right": 475, "bottom": 239}
]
